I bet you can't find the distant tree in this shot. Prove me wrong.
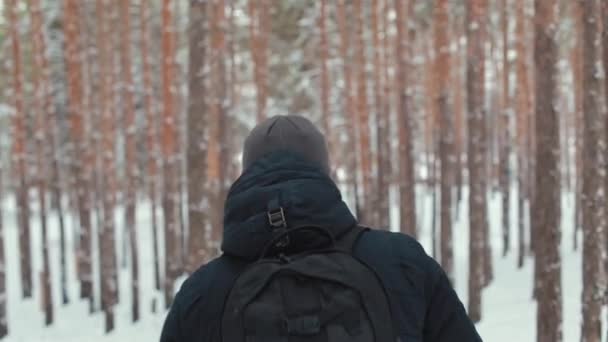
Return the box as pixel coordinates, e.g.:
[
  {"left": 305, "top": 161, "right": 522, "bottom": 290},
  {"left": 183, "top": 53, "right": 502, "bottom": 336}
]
[
  {"left": 161, "top": 0, "right": 181, "bottom": 309},
  {"left": 0, "top": 37, "right": 8, "bottom": 341},
  {"left": 118, "top": 0, "right": 140, "bottom": 322},
  {"left": 499, "top": 0, "right": 512, "bottom": 257},
  {"left": 7, "top": 0, "right": 33, "bottom": 300},
  {"left": 371, "top": 0, "right": 391, "bottom": 228},
  {"left": 580, "top": 0, "right": 606, "bottom": 341},
  {"left": 532, "top": 0, "right": 563, "bottom": 341},
  {"left": 353, "top": 0, "right": 373, "bottom": 224},
  {"left": 140, "top": 0, "right": 161, "bottom": 291},
  {"left": 319, "top": 0, "right": 332, "bottom": 174},
  {"left": 435, "top": 0, "right": 454, "bottom": 282},
  {"left": 250, "top": 0, "right": 270, "bottom": 122},
  {"left": 64, "top": 0, "right": 95, "bottom": 306},
  {"left": 187, "top": 0, "right": 209, "bottom": 272},
  {"left": 466, "top": 0, "right": 489, "bottom": 323},
  {"left": 571, "top": 0, "right": 583, "bottom": 252},
  {"left": 394, "top": 0, "right": 417, "bottom": 238},
  {"left": 336, "top": 0, "right": 360, "bottom": 213},
  {"left": 515, "top": 0, "right": 532, "bottom": 268},
  {"left": 30, "top": 0, "right": 54, "bottom": 325}
]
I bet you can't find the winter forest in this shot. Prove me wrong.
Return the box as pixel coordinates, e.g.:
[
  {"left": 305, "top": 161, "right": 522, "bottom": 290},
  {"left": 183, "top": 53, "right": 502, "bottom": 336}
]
[{"left": 0, "top": 0, "right": 607, "bottom": 341}]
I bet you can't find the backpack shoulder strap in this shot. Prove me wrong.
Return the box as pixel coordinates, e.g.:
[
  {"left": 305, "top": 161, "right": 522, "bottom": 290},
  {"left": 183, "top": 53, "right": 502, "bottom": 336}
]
[{"left": 335, "top": 225, "right": 369, "bottom": 253}]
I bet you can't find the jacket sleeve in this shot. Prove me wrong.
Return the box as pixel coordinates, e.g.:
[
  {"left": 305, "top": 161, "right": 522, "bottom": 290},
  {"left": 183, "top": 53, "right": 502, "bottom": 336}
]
[
  {"left": 160, "top": 299, "right": 182, "bottom": 342},
  {"left": 423, "top": 258, "right": 483, "bottom": 342}
]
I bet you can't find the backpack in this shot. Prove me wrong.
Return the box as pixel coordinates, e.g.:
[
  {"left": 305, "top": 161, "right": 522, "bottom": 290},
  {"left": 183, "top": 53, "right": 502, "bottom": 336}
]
[{"left": 221, "top": 213, "right": 395, "bottom": 342}]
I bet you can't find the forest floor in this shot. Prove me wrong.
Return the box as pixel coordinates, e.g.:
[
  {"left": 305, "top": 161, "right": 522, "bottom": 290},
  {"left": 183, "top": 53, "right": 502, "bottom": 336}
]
[{"left": 0, "top": 187, "right": 599, "bottom": 341}]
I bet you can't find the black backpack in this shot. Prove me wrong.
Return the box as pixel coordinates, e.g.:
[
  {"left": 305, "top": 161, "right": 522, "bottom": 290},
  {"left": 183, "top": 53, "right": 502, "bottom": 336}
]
[{"left": 221, "top": 221, "right": 395, "bottom": 342}]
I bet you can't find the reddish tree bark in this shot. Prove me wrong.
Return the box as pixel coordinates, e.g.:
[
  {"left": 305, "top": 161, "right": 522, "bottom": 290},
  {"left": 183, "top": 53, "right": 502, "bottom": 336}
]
[
  {"left": 140, "top": 0, "right": 162, "bottom": 291},
  {"left": 394, "top": 0, "right": 417, "bottom": 237},
  {"left": 187, "top": 0, "right": 209, "bottom": 272},
  {"left": 250, "top": 0, "right": 270, "bottom": 122},
  {"left": 434, "top": 0, "right": 454, "bottom": 282},
  {"left": 161, "top": 0, "right": 181, "bottom": 309},
  {"left": 580, "top": 1, "right": 606, "bottom": 341},
  {"left": 7, "top": 0, "right": 33, "bottom": 300},
  {"left": 30, "top": 0, "right": 54, "bottom": 324},
  {"left": 466, "top": 0, "right": 489, "bottom": 323},
  {"left": 532, "top": 1, "right": 563, "bottom": 341},
  {"left": 119, "top": 0, "right": 140, "bottom": 322}
]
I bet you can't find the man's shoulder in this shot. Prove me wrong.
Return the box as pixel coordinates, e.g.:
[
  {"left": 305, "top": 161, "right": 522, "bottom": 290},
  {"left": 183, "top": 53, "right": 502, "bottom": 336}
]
[
  {"left": 174, "top": 255, "right": 247, "bottom": 314},
  {"left": 358, "top": 228, "right": 429, "bottom": 261}
]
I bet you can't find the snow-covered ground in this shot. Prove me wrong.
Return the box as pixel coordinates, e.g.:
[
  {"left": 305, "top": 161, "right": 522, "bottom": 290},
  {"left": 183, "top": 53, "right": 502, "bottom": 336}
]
[{"left": 0, "top": 186, "right": 598, "bottom": 341}]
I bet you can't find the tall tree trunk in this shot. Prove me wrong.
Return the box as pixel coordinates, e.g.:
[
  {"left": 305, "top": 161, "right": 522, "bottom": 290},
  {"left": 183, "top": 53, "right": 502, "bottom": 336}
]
[
  {"left": 0, "top": 91, "right": 7, "bottom": 337},
  {"left": 601, "top": 0, "right": 608, "bottom": 289},
  {"left": 140, "top": 0, "right": 161, "bottom": 291},
  {"left": 337, "top": 0, "right": 360, "bottom": 212},
  {"left": 161, "top": 0, "right": 181, "bottom": 309},
  {"left": 354, "top": 0, "right": 373, "bottom": 224},
  {"left": 435, "top": 0, "right": 454, "bottom": 282},
  {"left": 380, "top": 0, "right": 393, "bottom": 229},
  {"left": 499, "top": 0, "right": 512, "bottom": 257},
  {"left": 96, "top": 0, "right": 118, "bottom": 331},
  {"left": 532, "top": 1, "right": 563, "bottom": 341},
  {"left": 580, "top": 1, "right": 606, "bottom": 341},
  {"left": 208, "top": 0, "right": 228, "bottom": 253},
  {"left": 65, "top": 0, "right": 94, "bottom": 305},
  {"left": 187, "top": 0, "right": 209, "bottom": 272},
  {"left": 515, "top": 0, "right": 532, "bottom": 268},
  {"left": 570, "top": 0, "right": 584, "bottom": 251},
  {"left": 466, "top": 0, "right": 488, "bottom": 323},
  {"left": 30, "top": 0, "right": 54, "bottom": 324},
  {"left": 7, "top": 0, "right": 33, "bottom": 300},
  {"left": 119, "top": 0, "right": 140, "bottom": 322},
  {"left": 394, "top": 0, "right": 417, "bottom": 237},
  {"left": 250, "top": 0, "right": 270, "bottom": 122},
  {"left": 319, "top": 0, "right": 332, "bottom": 176}
]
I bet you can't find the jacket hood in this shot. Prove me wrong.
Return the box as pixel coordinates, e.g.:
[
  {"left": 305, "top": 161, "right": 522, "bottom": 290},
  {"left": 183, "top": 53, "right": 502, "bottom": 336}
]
[{"left": 221, "top": 151, "right": 357, "bottom": 260}]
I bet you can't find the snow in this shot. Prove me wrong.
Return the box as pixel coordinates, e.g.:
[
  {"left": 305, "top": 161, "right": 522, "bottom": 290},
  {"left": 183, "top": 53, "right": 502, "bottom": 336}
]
[{"left": 0, "top": 186, "right": 599, "bottom": 341}]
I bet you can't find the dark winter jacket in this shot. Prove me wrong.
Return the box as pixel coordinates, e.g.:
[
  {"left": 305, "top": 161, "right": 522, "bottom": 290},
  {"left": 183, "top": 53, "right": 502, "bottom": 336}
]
[{"left": 160, "top": 152, "right": 482, "bottom": 342}]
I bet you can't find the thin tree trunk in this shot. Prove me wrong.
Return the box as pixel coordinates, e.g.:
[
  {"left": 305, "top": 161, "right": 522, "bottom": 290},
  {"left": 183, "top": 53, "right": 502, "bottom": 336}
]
[
  {"left": 354, "top": 0, "right": 373, "bottom": 224},
  {"left": 379, "top": 0, "right": 393, "bottom": 229},
  {"left": 571, "top": 0, "right": 583, "bottom": 251},
  {"left": 580, "top": 1, "right": 606, "bottom": 341},
  {"left": 7, "top": 0, "right": 33, "bottom": 300},
  {"left": 140, "top": 0, "right": 161, "bottom": 291},
  {"left": 466, "top": 0, "right": 488, "bottom": 323},
  {"left": 96, "top": 0, "right": 118, "bottom": 331},
  {"left": 119, "top": 0, "right": 140, "bottom": 322},
  {"left": 162, "top": 0, "right": 180, "bottom": 309},
  {"left": 515, "top": 0, "right": 532, "bottom": 269},
  {"left": 532, "top": 1, "right": 563, "bottom": 341},
  {"left": 0, "top": 97, "right": 7, "bottom": 337},
  {"left": 320, "top": 0, "right": 332, "bottom": 176},
  {"left": 394, "top": 0, "right": 417, "bottom": 237},
  {"left": 435, "top": 0, "right": 454, "bottom": 282},
  {"left": 500, "top": 0, "right": 511, "bottom": 257},
  {"left": 337, "top": 0, "right": 360, "bottom": 217},
  {"left": 30, "top": 0, "right": 54, "bottom": 324},
  {"left": 250, "top": 0, "right": 270, "bottom": 122},
  {"left": 208, "top": 0, "right": 228, "bottom": 252},
  {"left": 187, "top": 0, "right": 209, "bottom": 272}
]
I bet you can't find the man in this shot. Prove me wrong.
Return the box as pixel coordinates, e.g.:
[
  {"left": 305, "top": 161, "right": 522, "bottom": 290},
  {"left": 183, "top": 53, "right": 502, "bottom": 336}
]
[{"left": 161, "top": 115, "right": 482, "bottom": 341}]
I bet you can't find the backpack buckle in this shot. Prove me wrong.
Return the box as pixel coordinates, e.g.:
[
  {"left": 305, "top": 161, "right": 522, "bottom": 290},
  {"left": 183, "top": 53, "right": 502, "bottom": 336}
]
[{"left": 268, "top": 207, "right": 287, "bottom": 229}]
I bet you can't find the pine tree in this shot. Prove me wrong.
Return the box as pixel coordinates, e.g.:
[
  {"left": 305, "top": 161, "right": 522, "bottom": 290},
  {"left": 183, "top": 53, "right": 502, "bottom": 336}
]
[
  {"left": 435, "top": 0, "right": 454, "bottom": 282},
  {"left": 64, "top": 0, "right": 94, "bottom": 305},
  {"left": 466, "top": 0, "right": 489, "bottom": 323},
  {"left": 139, "top": 0, "right": 162, "bottom": 291},
  {"left": 118, "top": 0, "right": 140, "bottom": 322},
  {"left": 187, "top": 0, "right": 209, "bottom": 272},
  {"left": 250, "top": 0, "right": 270, "bottom": 122},
  {"left": 515, "top": 0, "right": 532, "bottom": 268},
  {"left": 532, "top": 0, "right": 563, "bottom": 340},
  {"left": 30, "top": 0, "right": 54, "bottom": 324},
  {"left": 161, "top": 0, "right": 181, "bottom": 309},
  {"left": 7, "top": 0, "right": 33, "bottom": 300},
  {"left": 499, "top": 0, "right": 512, "bottom": 257},
  {"left": 580, "top": 0, "right": 606, "bottom": 341},
  {"left": 394, "top": 0, "right": 417, "bottom": 238}
]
